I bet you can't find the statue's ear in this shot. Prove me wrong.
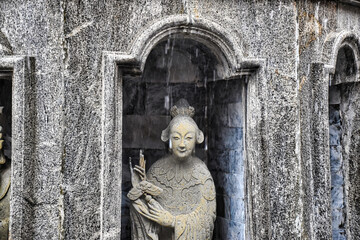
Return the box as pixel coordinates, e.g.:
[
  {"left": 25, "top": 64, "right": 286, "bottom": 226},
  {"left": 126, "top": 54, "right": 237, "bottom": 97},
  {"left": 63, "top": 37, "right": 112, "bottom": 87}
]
[
  {"left": 196, "top": 130, "right": 204, "bottom": 144},
  {"left": 161, "top": 127, "right": 169, "bottom": 142}
]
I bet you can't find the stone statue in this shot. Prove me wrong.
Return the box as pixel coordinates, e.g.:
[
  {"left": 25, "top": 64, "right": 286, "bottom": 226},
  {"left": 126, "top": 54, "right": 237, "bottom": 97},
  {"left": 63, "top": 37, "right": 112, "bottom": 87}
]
[
  {"left": 128, "top": 99, "right": 216, "bottom": 240},
  {"left": 0, "top": 106, "right": 10, "bottom": 240}
]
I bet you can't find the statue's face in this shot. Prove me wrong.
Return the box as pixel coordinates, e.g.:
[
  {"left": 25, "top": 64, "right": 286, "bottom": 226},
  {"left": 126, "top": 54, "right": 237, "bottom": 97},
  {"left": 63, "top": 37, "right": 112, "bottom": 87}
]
[{"left": 170, "top": 121, "right": 196, "bottom": 160}]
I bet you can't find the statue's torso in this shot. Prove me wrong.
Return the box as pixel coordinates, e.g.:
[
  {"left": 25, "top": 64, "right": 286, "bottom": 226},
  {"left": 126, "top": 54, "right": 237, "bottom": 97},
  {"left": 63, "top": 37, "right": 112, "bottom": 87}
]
[{"left": 147, "top": 156, "right": 210, "bottom": 216}]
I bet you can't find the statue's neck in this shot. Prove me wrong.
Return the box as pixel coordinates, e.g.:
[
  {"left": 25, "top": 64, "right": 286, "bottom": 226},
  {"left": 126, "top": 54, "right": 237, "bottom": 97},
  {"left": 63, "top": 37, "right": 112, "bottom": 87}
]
[{"left": 171, "top": 155, "right": 193, "bottom": 165}]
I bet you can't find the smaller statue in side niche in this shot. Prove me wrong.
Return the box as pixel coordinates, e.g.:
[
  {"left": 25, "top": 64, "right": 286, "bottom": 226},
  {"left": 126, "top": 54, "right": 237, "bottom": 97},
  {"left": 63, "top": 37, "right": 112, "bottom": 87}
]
[
  {"left": 0, "top": 106, "right": 11, "bottom": 240},
  {"left": 128, "top": 99, "right": 216, "bottom": 240}
]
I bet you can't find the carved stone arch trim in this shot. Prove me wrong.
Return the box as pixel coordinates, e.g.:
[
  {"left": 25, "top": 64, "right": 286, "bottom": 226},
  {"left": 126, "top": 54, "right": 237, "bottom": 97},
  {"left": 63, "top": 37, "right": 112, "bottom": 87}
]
[
  {"left": 1, "top": 31, "right": 36, "bottom": 240},
  {"left": 119, "top": 14, "right": 244, "bottom": 78},
  {"left": 0, "top": 55, "right": 35, "bottom": 239},
  {"left": 322, "top": 30, "right": 360, "bottom": 75}
]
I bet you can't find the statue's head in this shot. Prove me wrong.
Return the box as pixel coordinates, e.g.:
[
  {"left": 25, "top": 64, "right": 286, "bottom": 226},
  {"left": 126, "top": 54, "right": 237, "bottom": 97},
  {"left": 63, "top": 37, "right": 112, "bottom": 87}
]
[{"left": 161, "top": 99, "right": 204, "bottom": 161}]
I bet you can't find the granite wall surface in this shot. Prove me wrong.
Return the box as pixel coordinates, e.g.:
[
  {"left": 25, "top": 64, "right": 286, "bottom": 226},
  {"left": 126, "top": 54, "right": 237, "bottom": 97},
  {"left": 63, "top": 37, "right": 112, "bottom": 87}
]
[{"left": 0, "top": 0, "right": 359, "bottom": 239}]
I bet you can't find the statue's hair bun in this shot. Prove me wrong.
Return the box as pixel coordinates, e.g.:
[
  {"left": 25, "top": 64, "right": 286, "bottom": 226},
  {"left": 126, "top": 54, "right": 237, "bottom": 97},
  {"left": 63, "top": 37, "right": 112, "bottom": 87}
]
[{"left": 170, "top": 99, "right": 195, "bottom": 118}]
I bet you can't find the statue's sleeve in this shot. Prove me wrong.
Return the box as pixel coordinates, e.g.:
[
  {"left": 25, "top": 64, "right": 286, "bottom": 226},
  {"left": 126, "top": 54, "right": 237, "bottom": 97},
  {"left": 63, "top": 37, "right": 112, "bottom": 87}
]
[
  {"left": 174, "top": 176, "right": 216, "bottom": 240},
  {"left": 129, "top": 165, "right": 162, "bottom": 240},
  {"left": 130, "top": 199, "right": 160, "bottom": 240}
]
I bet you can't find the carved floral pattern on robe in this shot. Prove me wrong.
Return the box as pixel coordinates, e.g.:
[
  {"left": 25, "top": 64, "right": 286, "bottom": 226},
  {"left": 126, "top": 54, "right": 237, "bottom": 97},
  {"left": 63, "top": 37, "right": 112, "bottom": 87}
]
[{"left": 130, "top": 155, "right": 216, "bottom": 240}]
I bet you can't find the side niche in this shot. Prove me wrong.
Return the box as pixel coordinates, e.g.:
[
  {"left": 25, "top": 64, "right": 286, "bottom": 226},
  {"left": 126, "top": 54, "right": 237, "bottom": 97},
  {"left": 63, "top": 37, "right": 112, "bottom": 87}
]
[
  {"left": 0, "top": 33, "right": 12, "bottom": 240},
  {"left": 0, "top": 69, "right": 12, "bottom": 240}
]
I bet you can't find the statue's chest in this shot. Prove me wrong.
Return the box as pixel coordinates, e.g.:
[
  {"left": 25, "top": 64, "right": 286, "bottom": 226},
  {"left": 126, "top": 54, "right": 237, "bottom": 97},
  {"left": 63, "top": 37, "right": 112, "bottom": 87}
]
[{"left": 156, "top": 180, "right": 202, "bottom": 215}]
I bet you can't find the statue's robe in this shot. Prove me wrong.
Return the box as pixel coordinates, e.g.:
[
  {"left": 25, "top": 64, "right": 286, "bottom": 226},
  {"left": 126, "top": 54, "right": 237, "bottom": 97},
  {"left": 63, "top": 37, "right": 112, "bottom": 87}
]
[{"left": 130, "top": 156, "right": 216, "bottom": 240}]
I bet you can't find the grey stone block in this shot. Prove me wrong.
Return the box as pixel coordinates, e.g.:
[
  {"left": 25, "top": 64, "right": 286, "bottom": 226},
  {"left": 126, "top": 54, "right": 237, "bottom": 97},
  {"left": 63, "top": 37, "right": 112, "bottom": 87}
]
[
  {"left": 123, "top": 115, "right": 170, "bottom": 149},
  {"left": 225, "top": 173, "right": 244, "bottom": 197},
  {"left": 215, "top": 217, "right": 245, "bottom": 240},
  {"left": 208, "top": 149, "right": 228, "bottom": 172},
  {"left": 331, "top": 186, "right": 345, "bottom": 208},
  {"left": 228, "top": 102, "right": 243, "bottom": 128},
  {"left": 210, "top": 127, "right": 243, "bottom": 150},
  {"left": 123, "top": 76, "right": 145, "bottom": 115},
  {"left": 329, "top": 86, "right": 341, "bottom": 105},
  {"left": 330, "top": 146, "right": 342, "bottom": 172},
  {"left": 144, "top": 83, "right": 169, "bottom": 115},
  {"left": 229, "top": 149, "right": 244, "bottom": 174},
  {"left": 230, "top": 196, "right": 245, "bottom": 223},
  {"left": 209, "top": 103, "right": 228, "bottom": 127},
  {"left": 329, "top": 124, "right": 341, "bottom": 146},
  {"left": 210, "top": 79, "right": 244, "bottom": 104},
  {"left": 215, "top": 194, "right": 227, "bottom": 218}
]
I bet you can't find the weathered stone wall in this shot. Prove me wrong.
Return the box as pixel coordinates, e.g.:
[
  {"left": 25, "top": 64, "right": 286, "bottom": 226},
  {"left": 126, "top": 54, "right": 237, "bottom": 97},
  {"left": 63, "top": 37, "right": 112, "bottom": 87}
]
[{"left": 0, "top": 0, "right": 359, "bottom": 239}]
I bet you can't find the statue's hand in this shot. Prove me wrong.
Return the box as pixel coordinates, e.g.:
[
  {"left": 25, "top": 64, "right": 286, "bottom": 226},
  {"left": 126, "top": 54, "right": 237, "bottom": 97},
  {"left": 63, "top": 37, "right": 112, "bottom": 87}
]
[
  {"left": 137, "top": 200, "right": 175, "bottom": 228},
  {"left": 132, "top": 199, "right": 150, "bottom": 215},
  {"left": 130, "top": 164, "right": 145, "bottom": 187}
]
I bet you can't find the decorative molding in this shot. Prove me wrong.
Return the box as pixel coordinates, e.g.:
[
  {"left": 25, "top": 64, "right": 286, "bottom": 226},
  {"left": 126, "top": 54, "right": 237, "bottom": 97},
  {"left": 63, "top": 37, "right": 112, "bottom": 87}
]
[
  {"left": 322, "top": 31, "right": 360, "bottom": 75},
  {"left": 340, "top": 0, "right": 360, "bottom": 7},
  {"left": 114, "top": 14, "right": 244, "bottom": 79},
  {"left": 0, "top": 55, "right": 35, "bottom": 239}
]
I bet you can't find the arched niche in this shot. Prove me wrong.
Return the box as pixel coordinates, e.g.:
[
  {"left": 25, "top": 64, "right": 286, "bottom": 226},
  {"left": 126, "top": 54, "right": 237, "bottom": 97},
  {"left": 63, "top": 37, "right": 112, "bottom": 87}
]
[
  {"left": 316, "top": 30, "right": 360, "bottom": 239},
  {"left": 328, "top": 36, "right": 360, "bottom": 240},
  {"left": 101, "top": 15, "right": 267, "bottom": 240},
  {"left": 301, "top": 31, "right": 360, "bottom": 240}
]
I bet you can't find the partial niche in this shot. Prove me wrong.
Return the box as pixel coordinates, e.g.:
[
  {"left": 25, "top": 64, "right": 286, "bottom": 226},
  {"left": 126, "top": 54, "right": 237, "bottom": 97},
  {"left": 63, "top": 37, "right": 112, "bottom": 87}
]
[
  {"left": 333, "top": 44, "right": 358, "bottom": 85},
  {"left": 0, "top": 67, "right": 12, "bottom": 240}
]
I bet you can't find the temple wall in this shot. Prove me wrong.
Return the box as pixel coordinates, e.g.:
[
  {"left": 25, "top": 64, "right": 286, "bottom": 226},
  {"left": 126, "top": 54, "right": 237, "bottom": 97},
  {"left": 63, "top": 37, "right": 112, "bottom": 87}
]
[{"left": 0, "top": 0, "right": 359, "bottom": 239}]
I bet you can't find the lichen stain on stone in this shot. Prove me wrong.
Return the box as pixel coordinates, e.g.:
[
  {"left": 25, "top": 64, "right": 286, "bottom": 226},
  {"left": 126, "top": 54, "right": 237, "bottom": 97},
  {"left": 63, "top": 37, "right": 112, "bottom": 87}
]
[
  {"left": 298, "top": 10, "right": 322, "bottom": 55},
  {"left": 299, "top": 76, "right": 306, "bottom": 91},
  {"left": 194, "top": 7, "right": 199, "bottom": 18}
]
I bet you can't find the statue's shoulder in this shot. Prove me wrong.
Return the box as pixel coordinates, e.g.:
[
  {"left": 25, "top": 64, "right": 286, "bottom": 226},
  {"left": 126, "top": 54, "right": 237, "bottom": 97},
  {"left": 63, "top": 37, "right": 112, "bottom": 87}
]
[
  {"left": 147, "top": 155, "right": 171, "bottom": 177},
  {"left": 191, "top": 157, "right": 213, "bottom": 181}
]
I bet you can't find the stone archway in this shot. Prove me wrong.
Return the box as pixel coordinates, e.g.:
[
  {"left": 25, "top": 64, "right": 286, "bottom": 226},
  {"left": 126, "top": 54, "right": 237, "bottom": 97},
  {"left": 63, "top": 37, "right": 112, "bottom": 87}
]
[{"left": 101, "top": 15, "right": 267, "bottom": 240}]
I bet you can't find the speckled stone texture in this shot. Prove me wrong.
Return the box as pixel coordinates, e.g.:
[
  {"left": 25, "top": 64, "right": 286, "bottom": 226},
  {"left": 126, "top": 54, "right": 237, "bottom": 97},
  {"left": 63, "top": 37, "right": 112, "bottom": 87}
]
[{"left": 0, "top": 1, "right": 360, "bottom": 240}]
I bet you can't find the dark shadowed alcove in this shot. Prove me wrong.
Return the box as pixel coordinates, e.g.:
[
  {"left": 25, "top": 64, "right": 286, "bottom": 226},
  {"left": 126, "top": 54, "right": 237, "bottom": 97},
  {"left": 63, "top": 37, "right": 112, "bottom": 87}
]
[
  {"left": 329, "top": 41, "right": 360, "bottom": 240},
  {"left": 121, "top": 37, "right": 246, "bottom": 239}
]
